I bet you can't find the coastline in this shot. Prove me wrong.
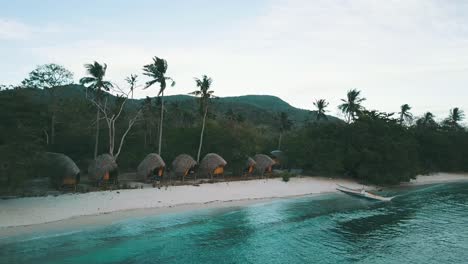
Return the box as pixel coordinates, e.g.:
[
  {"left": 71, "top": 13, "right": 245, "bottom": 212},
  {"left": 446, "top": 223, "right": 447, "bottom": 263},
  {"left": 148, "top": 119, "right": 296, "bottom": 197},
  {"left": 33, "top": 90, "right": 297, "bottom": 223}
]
[{"left": 1, "top": 173, "right": 467, "bottom": 238}]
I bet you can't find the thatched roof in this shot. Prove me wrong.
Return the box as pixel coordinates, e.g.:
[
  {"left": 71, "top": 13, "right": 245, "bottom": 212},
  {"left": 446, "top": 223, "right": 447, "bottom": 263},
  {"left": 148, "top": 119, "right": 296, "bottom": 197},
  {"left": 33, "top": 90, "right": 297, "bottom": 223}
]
[
  {"left": 88, "top": 154, "right": 118, "bottom": 181},
  {"left": 137, "top": 153, "right": 165, "bottom": 180},
  {"left": 172, "top": 154, "right": 197, "bottom": 178},
  {"left": 199, "top": 153, "right": 227, "bottom": 177},
  {"left": 246, "top": 157, "right": 256, "bottom": 168},
  {"left": 254, "top": 154, "right": 275, "bottom": 173},
  {"left": 43, "top": 152, "right": 80, "bottom": 186},
  {"left": 270, "top": 150, "right": 285, "bottom": 164}
]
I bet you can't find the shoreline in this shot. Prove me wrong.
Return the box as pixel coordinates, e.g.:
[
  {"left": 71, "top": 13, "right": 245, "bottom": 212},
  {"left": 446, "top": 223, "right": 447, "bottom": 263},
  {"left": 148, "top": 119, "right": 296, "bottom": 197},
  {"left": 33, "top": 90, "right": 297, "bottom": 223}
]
[{"left": 1, "top": 173, "right": 468, "bottom": 238}]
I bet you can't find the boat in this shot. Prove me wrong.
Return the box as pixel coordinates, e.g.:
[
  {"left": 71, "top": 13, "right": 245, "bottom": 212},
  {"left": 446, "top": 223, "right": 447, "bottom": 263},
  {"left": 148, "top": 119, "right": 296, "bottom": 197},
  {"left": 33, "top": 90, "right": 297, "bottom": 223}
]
[{"left": 336, "top": 184, "right": 394, "bottom": 202}]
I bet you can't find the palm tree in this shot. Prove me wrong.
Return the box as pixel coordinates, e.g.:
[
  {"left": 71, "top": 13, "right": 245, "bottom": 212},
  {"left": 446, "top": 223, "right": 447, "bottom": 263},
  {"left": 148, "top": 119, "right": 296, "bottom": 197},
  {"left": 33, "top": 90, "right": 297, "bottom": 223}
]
[
  {"left": 313, "top": 99, "right": 329, "bottom": 121},
  {"left": 444, "top": 107, "right": 465, "bottom": 129},
  {"left": 80, "top": 62, "right": 113, "bottom": 158},
  {"left": 190, "top": 75, "right": 214, "bottom": 163},
  {"left": 142, "top": 57, "right": 175, "bottom": 155},
  {"left": 125, "top": 74, "right": 138, "bottom": 99},
  {"left": 416, "top": 112, "right": 437, "bottom": 128},
  {"left": 277, "top": 112, "right": 292, "bottom": 150},
  {"left": 398, "top": 104, "right": 413, "bottom": 125},
  {"left": 338, "top": 89, "right": 366, "bottom": 123}
]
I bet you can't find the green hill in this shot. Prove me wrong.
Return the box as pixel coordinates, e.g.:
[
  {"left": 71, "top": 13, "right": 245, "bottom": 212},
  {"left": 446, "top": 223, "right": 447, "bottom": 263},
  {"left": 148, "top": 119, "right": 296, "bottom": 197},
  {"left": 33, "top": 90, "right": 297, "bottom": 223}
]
[{"left": 7, "top": 84, "right": 342, "bottom": 126}]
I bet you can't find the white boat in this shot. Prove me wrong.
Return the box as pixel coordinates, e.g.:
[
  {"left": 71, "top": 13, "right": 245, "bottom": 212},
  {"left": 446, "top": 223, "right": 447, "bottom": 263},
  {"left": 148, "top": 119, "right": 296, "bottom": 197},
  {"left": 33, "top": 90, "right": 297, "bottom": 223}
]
[{"left": 336, "top": 184, "right": 394, "bottom": 202}]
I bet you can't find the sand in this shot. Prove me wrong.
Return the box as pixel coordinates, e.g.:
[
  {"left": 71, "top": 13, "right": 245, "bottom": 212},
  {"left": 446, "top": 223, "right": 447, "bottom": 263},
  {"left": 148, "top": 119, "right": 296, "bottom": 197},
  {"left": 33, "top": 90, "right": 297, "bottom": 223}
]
[{"left": 1, "top": 173, "right": 467, "bottom": 235}]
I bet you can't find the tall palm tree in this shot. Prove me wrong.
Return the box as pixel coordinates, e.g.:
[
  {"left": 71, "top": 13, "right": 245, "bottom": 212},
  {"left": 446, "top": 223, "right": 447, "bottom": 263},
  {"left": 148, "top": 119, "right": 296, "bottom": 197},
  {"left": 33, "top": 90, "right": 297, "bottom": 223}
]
[
  {"left": 125, "top": 74, "right": 138, "bottom": 99},
  {"left": 277, "top": 112, "right": 292, "bottom": 150},
  {"left": 190, "top": 75, "right": 214, "bottom": 163},
  {"left": 338, "top": 89, "right": 366, "bottom": 123},
  {"left": 313, "top": 99, "right": 329, "bottom": 121},
  {"left": 445, "top": 107, "right": 465, "bottom": 128},
  {"left": 80, "top": 62, "right": 113, "bottom": 158},
  {"left": 142, "top": 57, "right": 175, "bottom": 155},
  {"left": 398, "top": 104, "right": 413, "bottom": 125}
]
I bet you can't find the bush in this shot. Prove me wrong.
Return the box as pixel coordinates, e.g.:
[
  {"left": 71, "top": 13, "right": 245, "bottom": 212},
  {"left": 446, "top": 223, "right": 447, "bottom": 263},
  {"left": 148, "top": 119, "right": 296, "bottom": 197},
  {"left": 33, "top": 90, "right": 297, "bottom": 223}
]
[{"left": 281, "top": 172, "right": 291, "bottom": 182}]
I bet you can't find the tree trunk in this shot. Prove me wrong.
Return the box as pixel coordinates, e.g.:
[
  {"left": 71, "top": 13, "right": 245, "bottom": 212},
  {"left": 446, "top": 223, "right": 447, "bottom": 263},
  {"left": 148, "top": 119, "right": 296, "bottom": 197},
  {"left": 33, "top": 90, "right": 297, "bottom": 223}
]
[
  {"left": 43, "top": 129, "right": 49, "bottom": 145},
  {"left": 51, "top": 112, "right": 56, "bottom": 146},
  {"left": 94, "top": 108, "right": 100, "bottom": 158},
  {"left": 158, "top": 91, "right": 164, "bottom": 155},
  {"left": 196, "top": 104, "right": 208, "bottom": 163},
  {"left": 278, "top": 132, "right": 283, "bottom": 150},
  {"left": 144, "top": 128, "right": 147, "bottom": 148}
]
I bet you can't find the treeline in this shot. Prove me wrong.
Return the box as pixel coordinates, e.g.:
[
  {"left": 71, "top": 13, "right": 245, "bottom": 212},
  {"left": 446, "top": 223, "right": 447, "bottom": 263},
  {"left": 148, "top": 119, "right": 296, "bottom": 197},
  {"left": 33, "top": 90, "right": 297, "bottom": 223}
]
[
  {"left": 1, "top": 62, "right": 467, "bottom": 190},
  {"left": 286, "top": 110, "right": 468, "bottom": 184}
]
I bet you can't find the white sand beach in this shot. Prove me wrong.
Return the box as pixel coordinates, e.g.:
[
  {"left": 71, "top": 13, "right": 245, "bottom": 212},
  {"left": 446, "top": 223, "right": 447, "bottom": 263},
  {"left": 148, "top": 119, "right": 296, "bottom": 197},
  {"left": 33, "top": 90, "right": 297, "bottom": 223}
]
[{"left": 1, "top": 173, "right": 467, "bottom": 233}]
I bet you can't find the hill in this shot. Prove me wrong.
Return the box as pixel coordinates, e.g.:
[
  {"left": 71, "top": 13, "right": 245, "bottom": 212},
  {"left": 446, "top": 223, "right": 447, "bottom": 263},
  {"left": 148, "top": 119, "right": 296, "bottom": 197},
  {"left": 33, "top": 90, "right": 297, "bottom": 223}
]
[{"left": 19, "top": 85, "right": 341, "bottom": 126}]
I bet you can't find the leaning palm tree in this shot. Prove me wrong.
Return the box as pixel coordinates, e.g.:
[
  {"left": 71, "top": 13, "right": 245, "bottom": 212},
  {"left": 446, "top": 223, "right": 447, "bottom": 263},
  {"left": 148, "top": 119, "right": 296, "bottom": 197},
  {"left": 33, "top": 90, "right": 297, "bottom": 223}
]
[
  {"left": 125, "top": 74, "right": 138, "bottom": 99},
  {"left": 313, "top": 99, "right": 329, "bottom": 121},
  {"left": 338, "top": 89, "right": 366, "bottom": 123},
  {"left": 142, "top": 57, "right": 175, "bottom": 155},
  {"left": 190, "top": 75, "right": 214, "bottom": 163},
  {"left": 445, "top": 107, "right": 465, "bottom": 129},
  {"left": 398, "top": 104, "right": 413, "bottom": 125},
  {"left": 80, "top": 62, "right": 113, "bottom": 158}
]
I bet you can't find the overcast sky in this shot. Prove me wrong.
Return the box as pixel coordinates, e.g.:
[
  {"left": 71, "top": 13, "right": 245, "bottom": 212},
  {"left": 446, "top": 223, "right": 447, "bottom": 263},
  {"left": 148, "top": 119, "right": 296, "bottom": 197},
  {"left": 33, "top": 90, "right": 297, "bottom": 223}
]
[{"left": 1, "top": 0, "right": 468, "bottom": 119}]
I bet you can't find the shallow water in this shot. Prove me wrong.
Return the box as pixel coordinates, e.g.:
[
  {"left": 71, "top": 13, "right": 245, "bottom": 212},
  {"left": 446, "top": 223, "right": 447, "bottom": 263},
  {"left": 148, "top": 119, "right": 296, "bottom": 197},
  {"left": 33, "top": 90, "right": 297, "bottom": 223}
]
[{"left": 1, "top": 182, "right": 468, "bottom": 264}]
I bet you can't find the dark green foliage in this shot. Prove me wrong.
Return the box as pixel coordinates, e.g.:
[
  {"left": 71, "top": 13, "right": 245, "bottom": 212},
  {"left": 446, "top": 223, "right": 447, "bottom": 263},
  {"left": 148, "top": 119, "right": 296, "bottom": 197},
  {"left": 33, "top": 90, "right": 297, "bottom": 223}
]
[
  {"left": 1, "top": 85, "right": 468, "bottom": 191},
  {"left": 0, "top": 89, "right": 46, "bottom": 190},
  {"left": 286, "top": 109, "right": 468, "bottom": 185}
]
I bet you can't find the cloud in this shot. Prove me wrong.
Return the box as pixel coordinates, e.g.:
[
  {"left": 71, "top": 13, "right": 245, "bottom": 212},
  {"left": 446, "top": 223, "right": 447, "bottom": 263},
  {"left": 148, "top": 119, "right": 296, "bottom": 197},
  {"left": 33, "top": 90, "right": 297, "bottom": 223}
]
[
  {"left": 0, "top": 18, "right": 68, "bottom": 40},
  {"left": 3, "top": 1, "right": 468, "bottom": 117},
  {"left": 0, "top": 19, "right": 32, "bottom": 40}
]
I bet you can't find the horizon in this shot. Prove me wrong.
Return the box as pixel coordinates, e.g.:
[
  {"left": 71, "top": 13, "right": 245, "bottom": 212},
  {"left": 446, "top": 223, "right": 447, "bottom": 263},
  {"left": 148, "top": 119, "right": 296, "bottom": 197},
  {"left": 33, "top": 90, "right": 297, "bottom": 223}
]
[{"left": 2, "top": 0, "right": 468, "bottom": 120}]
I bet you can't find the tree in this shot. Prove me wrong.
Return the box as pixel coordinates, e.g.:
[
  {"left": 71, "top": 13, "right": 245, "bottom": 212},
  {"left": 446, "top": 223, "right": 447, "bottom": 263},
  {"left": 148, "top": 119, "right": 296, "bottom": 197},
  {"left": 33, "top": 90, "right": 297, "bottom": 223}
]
[
  {"left": 190, "top": 75, "right": 215, "bottom": 163},
  {"left": 338, "top": 89, "right": 366, "bottom": 123},
  {"left": 313, "top": 99, "right": 329, "bottom": 121},
  {"left": 21, "top": 64, "right": 74, "bottom": 146},
  {"left": 79, "top": 62, "right": 113, "bottom": 158},
  {"left": 416, "top": 112, "right": 438, "bottom": 128},
  {"left": 88, "top": 86, "right": 142, "bottom": 160},
  {"left": 142, "top": 57, "right": 175, "bottom": 155},
  {"left": 21, "top": 64, "right": 74, "bottom": 90},
  {"left": 398, "top": 104, "right": 413, "bottom": 126},
  {"left": 277, "top": 112, "right": 292, "bottom": 150},
  {"left": 444, "top": 107, "right": 465, "bottom": 129},
  {"left": 125, "top": 74, "right": 138, "bottom": 99}
]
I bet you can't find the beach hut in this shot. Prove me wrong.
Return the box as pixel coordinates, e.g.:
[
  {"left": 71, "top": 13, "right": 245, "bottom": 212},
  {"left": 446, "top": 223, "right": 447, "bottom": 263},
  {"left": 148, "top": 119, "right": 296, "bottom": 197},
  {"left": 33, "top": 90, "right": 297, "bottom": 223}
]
[
  {"left": 171, "top": 154, "right": 197, "bottom": 181},
  {"left": 270, "top": 150, "right": 285, "bottom": 167},
  {"left": 254, "top": 154, "right": 275, "bottom": 176},
  {"left": 88, "top": 154, "right": 118, "bottom": 185},
  {"left": 43, "top": 152, "right": 80, "bottom": 189},
  {"left": 137, "top": 153, "right": 165, "bottom": 182},
  {"left": 199, "top": 153, "right": 227, "bottom": 179},
  {"left": 245, "top": 157, "right": 256, "bottom": 176}
]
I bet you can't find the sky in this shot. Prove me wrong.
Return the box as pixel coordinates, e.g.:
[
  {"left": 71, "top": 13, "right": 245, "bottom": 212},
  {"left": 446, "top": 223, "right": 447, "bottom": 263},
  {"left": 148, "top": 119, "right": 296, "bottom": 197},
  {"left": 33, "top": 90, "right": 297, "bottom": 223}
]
[{"left": 1, "top": 0, "right": 468, "bottom": 120}]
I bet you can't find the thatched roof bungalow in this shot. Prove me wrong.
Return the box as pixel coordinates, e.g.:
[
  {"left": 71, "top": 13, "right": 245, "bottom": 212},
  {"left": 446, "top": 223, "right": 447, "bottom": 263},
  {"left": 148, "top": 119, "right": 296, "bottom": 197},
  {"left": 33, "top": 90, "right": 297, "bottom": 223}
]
[
  {"left": 270, "top": 150, "right": 285, "bottom": 166},
  {"left": 172, "top": 154, "right": 197, "bottom": 180},
  {"left": 199, "top": 153, "right": 227, "bottom": 179},
  {"left": 88, "top": 154, "right": 118, "bottom": 183},
  {"left": 43, "top": 152, "right": 80, "bottom": 188},
  {"left": 137, "top": 153, "right": 165, "bottom": 181},
  {"left": 254, "top": 154, "right": 275, "bottom": 176},
  {"left": 245, "top": 157, "right": 256, "bottom": 175}
]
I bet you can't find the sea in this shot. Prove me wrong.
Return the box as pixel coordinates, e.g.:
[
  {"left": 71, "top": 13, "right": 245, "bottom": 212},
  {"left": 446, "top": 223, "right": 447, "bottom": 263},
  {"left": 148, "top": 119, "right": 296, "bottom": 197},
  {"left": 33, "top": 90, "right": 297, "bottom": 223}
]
[{"left": 1, "top": 182, "right": 468, "bottom": 263}]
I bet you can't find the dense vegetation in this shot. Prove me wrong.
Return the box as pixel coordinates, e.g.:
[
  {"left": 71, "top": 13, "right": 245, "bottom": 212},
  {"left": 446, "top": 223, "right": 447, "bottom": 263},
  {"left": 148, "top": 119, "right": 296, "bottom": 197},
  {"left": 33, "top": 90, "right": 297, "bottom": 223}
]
[{"left": 1, "top": 63, "right": 467, "bottom": 191}]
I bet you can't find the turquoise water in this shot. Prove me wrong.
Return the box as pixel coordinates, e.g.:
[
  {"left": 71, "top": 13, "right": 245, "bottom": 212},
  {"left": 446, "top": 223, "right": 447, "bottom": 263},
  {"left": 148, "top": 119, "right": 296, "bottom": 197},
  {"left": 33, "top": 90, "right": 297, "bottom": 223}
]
[{"left": 2, "top": 182, "right": 468, "bottom": 263}]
